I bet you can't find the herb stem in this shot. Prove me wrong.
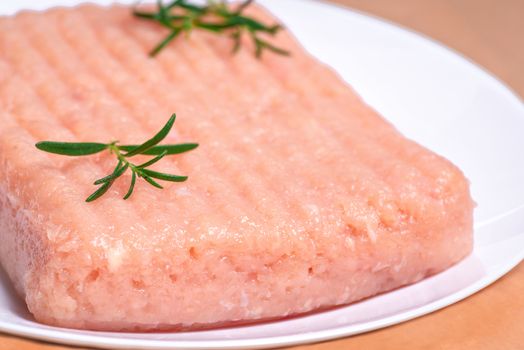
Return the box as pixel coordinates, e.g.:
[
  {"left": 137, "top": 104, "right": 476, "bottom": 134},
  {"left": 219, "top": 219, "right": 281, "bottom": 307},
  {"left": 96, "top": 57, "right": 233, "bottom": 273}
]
[
  {"left": 36, "top": 114, "right": 197, "bottom": 202},
  {"left": 133, "top": 0, "right": 289, "bottom": 58}
]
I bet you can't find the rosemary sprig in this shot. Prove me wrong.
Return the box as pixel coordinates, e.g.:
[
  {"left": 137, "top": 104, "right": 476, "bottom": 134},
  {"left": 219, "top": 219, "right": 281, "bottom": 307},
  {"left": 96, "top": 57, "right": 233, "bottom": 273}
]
[
  {"left": 35, "top": 114, "right": 198, "bottom": 202},
  {"left": 133, "top": 0, "right": 290, "bottom": 58}
]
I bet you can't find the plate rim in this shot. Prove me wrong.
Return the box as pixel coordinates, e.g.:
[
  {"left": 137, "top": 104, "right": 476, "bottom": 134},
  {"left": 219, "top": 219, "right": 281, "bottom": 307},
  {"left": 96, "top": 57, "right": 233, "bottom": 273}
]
[
  {"left": 0, "top": 0, "right": 523, "bottom": 348},
  {"left": 1, "top": 250, "right": 523, "bottom": 350}
]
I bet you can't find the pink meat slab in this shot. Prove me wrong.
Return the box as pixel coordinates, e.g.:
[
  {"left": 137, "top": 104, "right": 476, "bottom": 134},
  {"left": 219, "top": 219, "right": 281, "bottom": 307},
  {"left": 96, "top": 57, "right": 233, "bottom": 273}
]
[{"left": 0, "top": 4, "right": 474, "bottom": 331}]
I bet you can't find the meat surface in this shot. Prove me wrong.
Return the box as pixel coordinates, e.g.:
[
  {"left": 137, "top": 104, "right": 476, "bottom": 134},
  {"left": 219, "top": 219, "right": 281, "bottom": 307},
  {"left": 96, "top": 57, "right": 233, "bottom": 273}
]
[{"left": 0, "top": 4, "right": 474, "bottom": 331}]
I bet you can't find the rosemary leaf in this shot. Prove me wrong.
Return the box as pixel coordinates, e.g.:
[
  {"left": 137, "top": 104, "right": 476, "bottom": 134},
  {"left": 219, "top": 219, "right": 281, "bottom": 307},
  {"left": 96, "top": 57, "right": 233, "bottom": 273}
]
[
  {"left": 94, "top": 162, "right": 129, "bottom": 185},
  {"left": 141, "top": 168, "right": 188, "bottom": 182},
  {"left": 123, "top": 171, "right": 137, "bottom": 200},
  {"left": 231, "top": 29, "right": 242, "bottom": 53},
  {"left": 144, "top": 176, "right": 164, "bottom": 189},
  {"left": 176, "top": 1, "right": 206, "bottom": 13},
  {"left": 119, "top": 143, "right": 199, "bottom": 155},
  {"left": 124, "top": 113, "right": 176, "bottom": 157},
  {"left": 36, "top": 141, "right": 107, "bottom": 156},
  {"left": 196, "top": 21, "right": 238, "bottom": 32},
  {"left": 235, "top": 0, "right": 254, "bottom": 14},
  {"left": 86, "top": 181, "right": 113, "bottom": 202},
  {"left": 228, "top": 16, "right": 274, "bottom": 32},
  {"left": 137, "top": 150, "right": 168, "bottom": 168},
  {"left": 132, "top": 10, "right": 157, "bottom": 20},
  {"left": 150, "top": 29, "right": 182, "bottom": 56},
  {"left": 255, "top": 37, "right": 290, "bottom": 57}
]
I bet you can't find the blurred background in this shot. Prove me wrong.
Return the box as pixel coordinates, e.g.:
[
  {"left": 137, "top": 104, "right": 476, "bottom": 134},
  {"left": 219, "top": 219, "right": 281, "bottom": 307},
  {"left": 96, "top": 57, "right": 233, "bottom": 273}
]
[{"left": 331, "top": 0, "right": 524, "bottom": 97}]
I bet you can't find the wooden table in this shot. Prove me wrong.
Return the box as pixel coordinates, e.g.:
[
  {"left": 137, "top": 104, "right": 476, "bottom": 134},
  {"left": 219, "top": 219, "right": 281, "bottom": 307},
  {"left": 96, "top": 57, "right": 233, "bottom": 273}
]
[{"left": 1, "top": 0, "right": 523, "bottom": 349}]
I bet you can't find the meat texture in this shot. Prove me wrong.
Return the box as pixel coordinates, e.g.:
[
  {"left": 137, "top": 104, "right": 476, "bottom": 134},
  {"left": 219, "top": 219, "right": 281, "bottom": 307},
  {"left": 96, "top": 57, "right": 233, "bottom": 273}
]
[{"left": 0, "top": 4, "right": 474, "bottom": 331}]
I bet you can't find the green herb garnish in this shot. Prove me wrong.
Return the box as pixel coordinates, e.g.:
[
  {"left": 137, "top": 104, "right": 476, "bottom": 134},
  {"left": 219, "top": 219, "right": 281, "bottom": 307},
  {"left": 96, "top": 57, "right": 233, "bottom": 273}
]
[
  {"left": 35, "top": 114, "right": 197, "bottom": 202},
  {"left": 133, "top": 0, "right": 290, "bottom": 58}
]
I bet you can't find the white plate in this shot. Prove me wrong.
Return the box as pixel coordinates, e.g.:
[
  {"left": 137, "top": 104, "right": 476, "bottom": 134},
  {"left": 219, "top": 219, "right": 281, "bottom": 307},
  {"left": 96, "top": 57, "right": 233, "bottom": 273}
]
[{"left": 1, "top": 0, "right": 523, "bottom": 349}]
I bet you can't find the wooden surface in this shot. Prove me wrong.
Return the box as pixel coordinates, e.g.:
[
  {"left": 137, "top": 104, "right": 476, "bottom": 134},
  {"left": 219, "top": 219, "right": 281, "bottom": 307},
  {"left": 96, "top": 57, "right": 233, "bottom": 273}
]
[{"left": 1, "top": 0, "right": 523, "bottom": 349}]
